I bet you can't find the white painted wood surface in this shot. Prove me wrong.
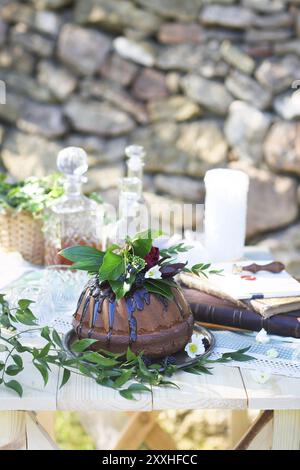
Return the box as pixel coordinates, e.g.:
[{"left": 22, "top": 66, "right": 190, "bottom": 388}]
[
  {"left": 151, "top": 365, "right": 247, "bottom": 410},
  {"left": 0, "top": 362, "right": 300, "bottom": 411},
  {"left": 240, "top": 369, "right": 300, "bottom": 410}
]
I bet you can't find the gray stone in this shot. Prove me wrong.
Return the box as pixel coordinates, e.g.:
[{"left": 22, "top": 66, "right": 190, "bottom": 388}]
[
  {"left": 37, "top": 61, "right": 77, "bottom": 101},
  {"left": 132, "top": 69, "right": 168, "bottom": 101},
  {"left": 11, "top": 27, "right": 54, "bottom": 58},
  {"left": 58, "top": 24, "right": 111, "bottom": 75},
  {"left": 225, "top": 71, "right": 272, "bottom": 110},
  {"left": 1, "top": 130, "right": 62, "bottom": 179},
  {"left": 0, "top": 70, "right": 53, "bottom": 102},
  {"left": 252, "top": 12, "right": 293, "bottom": 29},
  {"left": 65, "top": 135, "right": 127, "bottom": 165},
  {"left": 165, "top": 72, "right": 181, "bottom": 93},
  {"left": 257, "top": 223, "right": 300, "bottom": 279},
  {"left": 274, "top": 41, "right": 300, "bottom": 57},
  {"left": 144, "top": 191, "right": 204, "bottom": 233},
  {"left": 1, "top": 2, "right": 34, "bottom": 25},
  {"left": 220, "top": 41, "right": 255, "bottom": 74},
  {"left": 297, "top": 9, "right": 300, "bottom": 37},
  {"left": 17, "top": 102, "right": 67, "bottom": 138},
  {"left": 245, "top": 28, "right": 292, "bottom": 43},
  {"left": 74, "top": 0, "right": 160, "bottom": 36},
  {"left": 0, "top": 124, "right": 4, "bottom": 143},
  {"left": 81, "top": 79, "right": 148, "bottom": 124},
  {"left": 113, "top": 37, "right": 155, "bottom": 67},
  {"left": 255, "top": 55, "right": 300, "bottom": 93},
  {"left": 1, "top": 2, "right": 61, "bottom": 35},
  {"left": 274, "top": 92, "right": 300, "bottom": 120},
  {"left": 158, "top": 22, "right": 204, "bottom": 44},
  {"left": 135, "top": 0, "right": 203, "bottom": 21},
  {"left": 64, "top": 98, "right": 135, "bottom": 136},
  {"left": 0, "top": 92, "right": 26, "bottom": 124},
  {"left": 224, "top": 101, "right": 271, "bottom": 164},
  {"left": 264, "top": 122, "right": 300, "bottom": 176},
  {"left": 157, "top": 43, "right": 229, "bottom": 77},
  {"left": 230, "top": 162, "right": 298, "bottom": 238},
  {"left": 85, "top": 165, "right": 123, "bottom": 193},
  {"left": 0, "top": 45, "right": 35, "bottom": 74},
  {"left": 203, "top": 0, "right": 237, "bottom": 3},
  {"left": 100, "top": 54, "right": 138, "bottom": 86},
  {"left": 242, "top": 0, "right": 284, "bottom": 13},
  {"left": 132, "top": 121, "right": 227, "bottom": 177},
  {"left": 147, "top": 95, "right": 202, "bottom": 122},
  {"left": 154, "top": 174, "right": 205, "bottom": 202},
  {"left": 201, "top": 5, "right": 254, "bottom": 29},
  {"left": 34, "top": 10, "right": 62, "bottom": 35},
  {"left": 181, "top": 74, "right": 233, "bottom": 115},
  {"left": 0, "top": 18, "right": 7, "bottom": 44}
]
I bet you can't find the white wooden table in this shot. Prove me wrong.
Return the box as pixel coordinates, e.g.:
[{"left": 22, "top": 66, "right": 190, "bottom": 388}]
[{"left": 0, "top": 359, "right": 300, "bottom": 450}]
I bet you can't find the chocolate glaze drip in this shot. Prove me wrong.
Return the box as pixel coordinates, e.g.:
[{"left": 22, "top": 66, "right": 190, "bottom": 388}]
[
  {"left": 173, "top": 294, "right": 184, "bottom": 318},
  {"left": 76, "top": 277, "right": 171, "bottom": 345},
  {"left": 157, "top": 294, "right": 169, "bottom": 312},
  {"left": 107, "top": 299, "right": 116, "bottom": 344},
  {"left": 77, "top": 293, "right": 91, "bottom": 337}
]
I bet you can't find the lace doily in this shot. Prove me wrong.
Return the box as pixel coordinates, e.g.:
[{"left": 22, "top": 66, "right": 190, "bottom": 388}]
[{"left": 210, "top": 330, "right": 300, "bottom": 378}]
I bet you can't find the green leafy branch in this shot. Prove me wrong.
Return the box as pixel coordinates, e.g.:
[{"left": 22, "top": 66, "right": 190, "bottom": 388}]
[
  {"left": 184, "top": 263, "right": 223, "bottom": 279},
  {"left": 0, "top": 295, "right": 254, "bottom": 401}
]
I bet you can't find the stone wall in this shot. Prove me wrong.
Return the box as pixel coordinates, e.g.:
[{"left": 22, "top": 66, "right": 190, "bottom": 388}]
[{"left": 0, "top": 0, "right": 300, "bottom": 274}]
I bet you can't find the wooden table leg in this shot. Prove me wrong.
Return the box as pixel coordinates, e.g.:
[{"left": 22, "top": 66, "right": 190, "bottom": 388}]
[
  {"left": 36, "top": 412, "right": 55, "bottom": 441},
  {"left": 229, "top": 410, "right": 250, "bottom": 448},
  {"left": 0, "top": 411, "right": 26, "bottom": 450},
  {"left": 113, "top": 411, "right": 176, "bottom": 450},
  {"left": 272, "top": 410, "right": 300, "bottom": 450},
  {"left": 114, "top": 411, "right": 159, "bottom": 450}
]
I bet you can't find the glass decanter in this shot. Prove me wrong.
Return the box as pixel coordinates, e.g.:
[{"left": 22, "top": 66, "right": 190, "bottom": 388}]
[
  {"left": 44, "top": 146, "right": 103, "bottom": 265},
  {"left": 106, "top": 145, "right": 149, "bottom": 245}
]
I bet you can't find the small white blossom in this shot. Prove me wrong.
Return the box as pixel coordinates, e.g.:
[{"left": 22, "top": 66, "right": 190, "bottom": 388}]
[
  {"left": 256, "top": 328, "right": 270, "bottom": 344},
  {"left": 185, "top": 333, "right": 205, "bottom": 359},
  {"left": 251, "top": 370, "right": 271, "bottom": 384},
  {"left": 266, "top": 348, "right": 279, "bottom": 358},
  {"left": 145, "top": 265, "right": 162, "bottom": 280}
]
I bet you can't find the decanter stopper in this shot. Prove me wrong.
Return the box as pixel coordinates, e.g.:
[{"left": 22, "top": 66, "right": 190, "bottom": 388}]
[
  {"left": 57, "top": 146, "right": 88, "bottom": 177},
  {"left": 125, "top": 145, "right": 145, "bottom": 179}
]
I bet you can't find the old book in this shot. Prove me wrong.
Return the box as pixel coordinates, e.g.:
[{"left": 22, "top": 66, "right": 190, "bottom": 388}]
[
  {"left": 246, "top": 296, "right": 300, "bottom": 318},
  {"left": 183, "top": 288, "right": 300, "bottom": 338}
]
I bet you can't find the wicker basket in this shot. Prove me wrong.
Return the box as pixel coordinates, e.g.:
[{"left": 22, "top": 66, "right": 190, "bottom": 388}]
[{"left": 0, "top": 210, "right": 45, "bottom": 265}]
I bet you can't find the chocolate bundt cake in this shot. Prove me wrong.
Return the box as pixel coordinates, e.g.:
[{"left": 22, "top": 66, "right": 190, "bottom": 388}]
[{"left": 73, "top": 276, "right": 194, "bottom": 358}]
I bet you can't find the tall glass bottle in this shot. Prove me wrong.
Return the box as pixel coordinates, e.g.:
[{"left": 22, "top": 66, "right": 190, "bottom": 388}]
[
  {"left": 44, "top": 146, "right": 103, "bottom": 265},
  {"left": 106, "top": 145, "right": 148, "bottom": 245}
]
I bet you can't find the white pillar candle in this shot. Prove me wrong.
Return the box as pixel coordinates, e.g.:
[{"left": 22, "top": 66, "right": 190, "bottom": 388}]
[{"left": 204, "top": 169, "right": 249, "bottom": 262}]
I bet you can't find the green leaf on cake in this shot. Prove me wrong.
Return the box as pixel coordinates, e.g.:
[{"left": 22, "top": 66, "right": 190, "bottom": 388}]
[
  {"left": 144, "top": 279, "right": 173, "bottom": 300},
  {"left": 59, "top": 245, "right": 105, "bottom": 273},
  {"left": 98, "top": 251, "right": 125, "bottom": 282}
]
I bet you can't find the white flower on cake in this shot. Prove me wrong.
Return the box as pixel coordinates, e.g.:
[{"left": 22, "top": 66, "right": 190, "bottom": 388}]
[
  {"left": 145, "top": 265, "right": 162, "bottom": 279},
  {"left": 266, "top": 348, "right": 279, "bottom": 358},
  {"left": 185, "top": 333, "right": 205, "bottom": 359},
  {"left": 251, "top": 370, "right": 271, "bottom": 384},
  {"left": 255, "top": 328, "right": 270, "bottom": 344}
]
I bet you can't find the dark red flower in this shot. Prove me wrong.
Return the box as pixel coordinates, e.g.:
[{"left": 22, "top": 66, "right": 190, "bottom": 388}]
[{"left": 144, "top": 246, "right": 160, "bottom": 268}]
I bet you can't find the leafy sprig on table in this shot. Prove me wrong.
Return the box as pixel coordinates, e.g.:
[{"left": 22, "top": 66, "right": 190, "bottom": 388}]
[
  {"left": 0, "top": 174, "right": 64, "bottom": 216},
  {"left": 0, "top": 295, "right": 254, "bottom": 400}
]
